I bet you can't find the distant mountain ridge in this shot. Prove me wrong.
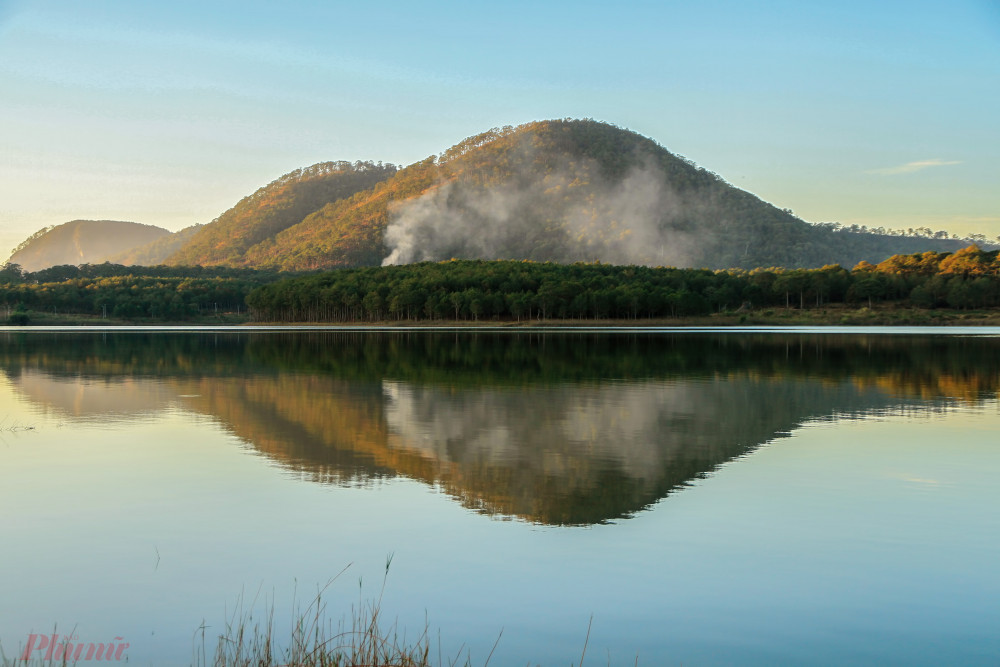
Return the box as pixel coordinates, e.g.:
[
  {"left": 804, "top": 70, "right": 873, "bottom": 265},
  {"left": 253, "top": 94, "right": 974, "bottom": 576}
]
[
  {"left": 7, "top": 220, "right": 170, "bottom": 272},
  {"left": 161, "top": 119, "right": 962, "bottom": 270},
  {"left": 8, "top": 120, "right": 974, "bottom": 272}
]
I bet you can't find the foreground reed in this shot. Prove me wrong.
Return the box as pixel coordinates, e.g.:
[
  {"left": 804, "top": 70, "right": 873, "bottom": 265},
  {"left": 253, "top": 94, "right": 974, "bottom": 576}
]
[
  {"left": 197, "top": 557, "right": 450, "bottom": 667},
  {"left": 5, "top": 556, "right": 594, "bottom": 667}
]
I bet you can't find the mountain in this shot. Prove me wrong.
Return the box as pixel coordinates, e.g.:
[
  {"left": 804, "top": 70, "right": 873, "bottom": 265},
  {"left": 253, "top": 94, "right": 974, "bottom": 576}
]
[
  {"left": 165, "top": 119, "right": 963, "bottom": 271},
  {"left": 7, "top": 220, "right": 171, "bottom": 272},
  {"left": 105, "top": 224, "right": 204, "bottom": 265},
  {"left": 12, "top": 121, "right": 966, "bottom": 274},
  {"left": 165, "top": 161, "right": 397, "bottom": 266}
]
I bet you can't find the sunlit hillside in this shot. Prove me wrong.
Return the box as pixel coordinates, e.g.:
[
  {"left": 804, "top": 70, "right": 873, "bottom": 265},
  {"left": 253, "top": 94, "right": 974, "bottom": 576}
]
[
  {"left": 167, "top": 119, "right": 965, "bottom": 271},
  {"left": 7, "top": 220, "right": 171, "bottom": 272}
]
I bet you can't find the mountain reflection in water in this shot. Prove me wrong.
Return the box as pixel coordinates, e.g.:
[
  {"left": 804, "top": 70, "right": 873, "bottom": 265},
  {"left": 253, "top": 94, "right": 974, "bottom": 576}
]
[{"left": 2, "top": 330, "right": 997, "bottom": 525}]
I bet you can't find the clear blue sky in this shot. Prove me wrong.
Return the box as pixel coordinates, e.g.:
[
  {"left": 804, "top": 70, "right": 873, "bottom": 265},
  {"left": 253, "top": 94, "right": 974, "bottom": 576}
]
[{"left": 1, "top": 0, "right": 997, "bottom": 257}]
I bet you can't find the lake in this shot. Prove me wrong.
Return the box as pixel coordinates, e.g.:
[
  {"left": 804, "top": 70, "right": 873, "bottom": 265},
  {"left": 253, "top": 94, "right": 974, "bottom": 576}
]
[{"left": 1, "top": 327, "right": 999, "bottom": 666}]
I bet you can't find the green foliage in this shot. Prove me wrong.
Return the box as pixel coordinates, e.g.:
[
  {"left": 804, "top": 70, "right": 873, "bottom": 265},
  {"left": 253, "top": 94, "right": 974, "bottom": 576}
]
[
  {"left": 242, "top": 259, "right": 756, "bottom": 322},
  {"left": 0, "top": 262, "right": 25, "bottom": 284},
  {"left": 7, "top": 237, "right": 1000, "bottom": 324},
  {"left": 7, "top": 304, "right": 30, "bottom": 325},
  {"left": 0, "top": 264, "right": 285, "bottom": 322},
  {"left": 248, "top": 248, "right": 1000, "bottom": 323}
]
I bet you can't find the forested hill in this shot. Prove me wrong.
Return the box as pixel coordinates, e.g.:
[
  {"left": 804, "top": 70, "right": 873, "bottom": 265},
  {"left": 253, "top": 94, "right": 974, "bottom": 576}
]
[
  {"left": 7, "top": 121, "right": 975, "bottom": 273},
  {"left": 7, "top": 220, "right": 171, "bottom": 272},
  {"left": 163, "top": 119, "right": 965, "bottom": 271},
  {"left": 106, "top": 223, "right": 204, "bottom": 266},
  {"left": 164, "top": 161, "right": 397, "bottom": 266}
]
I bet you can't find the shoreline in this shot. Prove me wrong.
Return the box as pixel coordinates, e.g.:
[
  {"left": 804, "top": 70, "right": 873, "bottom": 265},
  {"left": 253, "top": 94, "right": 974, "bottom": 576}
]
[{"left": 7, "top": 303, "right": 1000, "bottom": 329}]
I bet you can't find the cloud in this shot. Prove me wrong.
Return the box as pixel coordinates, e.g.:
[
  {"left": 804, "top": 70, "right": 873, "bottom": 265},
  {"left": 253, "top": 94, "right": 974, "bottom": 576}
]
[
  {"left": 890, "top": 472, "right": 943, "bottom": 487},
  {"left": 868, "top": 159, "right": 962, "bottom": 176}
]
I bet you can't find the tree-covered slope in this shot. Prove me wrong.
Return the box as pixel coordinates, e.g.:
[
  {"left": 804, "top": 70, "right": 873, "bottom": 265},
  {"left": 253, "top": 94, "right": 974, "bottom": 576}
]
[
  {"left": 241, "top": 157, "right": 440, "bottom": 270},
  {"left": 33, "top": 119, "right": 959, "bottom": 272},
  {"left": 246, "top": 119, "right": 754, "bottom": 270},
  {"left": 106, "top": 224, "right": 204, "bottom": 265},
  {"left": 234, "top": 119, "right": 962, "bottom": 271},
  {"left": 164, "top": 160, "right": 397, "bottom": 266},
  {"left": 7, "top": 220, "right": 171, "bottom": 271}
]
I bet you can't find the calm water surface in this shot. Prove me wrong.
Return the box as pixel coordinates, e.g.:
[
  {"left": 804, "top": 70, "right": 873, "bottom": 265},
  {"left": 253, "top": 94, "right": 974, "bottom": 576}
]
[{"left": 1, "top": 328, "right": 999, "bottom": 665}]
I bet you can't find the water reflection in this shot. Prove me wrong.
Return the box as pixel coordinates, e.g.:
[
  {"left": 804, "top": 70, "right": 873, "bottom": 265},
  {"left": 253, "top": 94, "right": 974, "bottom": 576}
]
[
  {"left": 16, "top": 370, "right": 175, "bottom": 420},
  {"left": 2, "top": 331, "right": 998, "bottom": 524}
]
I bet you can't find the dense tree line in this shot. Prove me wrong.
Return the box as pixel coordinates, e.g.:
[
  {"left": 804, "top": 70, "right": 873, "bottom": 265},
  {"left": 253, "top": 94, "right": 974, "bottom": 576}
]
[
  {"left": 246, "top": 247, "right": 1000, "bottom": 322},
  {"left": 0, "top": 262, "right": 284, "bottom": 321},
  {"left": 815, "top": 221, "right": 999, "bottom": 246},
  {"left": 4, "top": 245, "right": 1000, "bottom": 324}
]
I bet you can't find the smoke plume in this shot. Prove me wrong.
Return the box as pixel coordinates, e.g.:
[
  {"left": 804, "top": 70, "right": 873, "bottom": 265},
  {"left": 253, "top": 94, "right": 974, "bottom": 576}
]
[{"left": 382, "top": 155, "right": 712, "bottom": 267}]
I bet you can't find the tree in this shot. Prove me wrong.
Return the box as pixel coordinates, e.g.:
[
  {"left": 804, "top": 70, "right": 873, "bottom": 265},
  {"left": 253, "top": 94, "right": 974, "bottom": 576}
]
[
  {"left": 939, "top": 246, "right": 992, "bottom": 278},
  {"left": 362, "top": 291, "right": 384, "bottom": 321},
  {"left": 0, "top": 263, "right": 25, "bottom": 284},
  {"left": 848, "top": 275, "right": 886, "bottom": 308}
]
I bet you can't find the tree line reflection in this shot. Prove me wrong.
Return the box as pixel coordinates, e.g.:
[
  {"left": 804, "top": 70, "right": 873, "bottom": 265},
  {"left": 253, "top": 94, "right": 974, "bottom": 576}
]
[{"left": 2, "top": 330, "right": 997, "bottom": 524}]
